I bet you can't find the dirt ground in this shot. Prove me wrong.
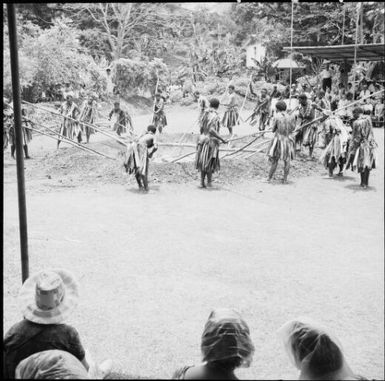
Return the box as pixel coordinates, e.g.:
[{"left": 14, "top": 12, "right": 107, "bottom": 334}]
[{"left": 3, "top": 106, "right": 384, "bottom": 380}]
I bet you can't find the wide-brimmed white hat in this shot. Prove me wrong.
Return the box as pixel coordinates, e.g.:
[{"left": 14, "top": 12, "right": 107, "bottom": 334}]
[{"left": 18, "top": 269, "right": 79, "bottom": 325}]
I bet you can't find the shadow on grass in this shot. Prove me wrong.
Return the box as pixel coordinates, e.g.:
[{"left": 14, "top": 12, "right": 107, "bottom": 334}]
[
  {"left": 269, "top": 179, "right": 295, "bottom": 186},
  {"left": 321, "top": 175, "right": 356, "bottom": 182},
  {"left": 107, "top": 372, "right": 153, "bottom": 379},
  {"left": 126, "top": 184, "right": 160, "bottom": 194},
  {"left": 344, "top": 184, "right": 377, "bottom": 192},
  {"left": 3, "top": 161, "right": 17, "bottom": 168}
]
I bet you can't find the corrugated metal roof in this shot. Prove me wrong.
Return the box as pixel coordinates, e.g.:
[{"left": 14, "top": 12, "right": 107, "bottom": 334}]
[{"left": 282, "top": 43, "right": 385, "bottom": 62}]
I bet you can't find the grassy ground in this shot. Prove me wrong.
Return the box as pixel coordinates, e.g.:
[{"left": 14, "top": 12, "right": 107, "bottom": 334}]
[{"left": 3, "top": 107, "right": 384, "bottom": 380}]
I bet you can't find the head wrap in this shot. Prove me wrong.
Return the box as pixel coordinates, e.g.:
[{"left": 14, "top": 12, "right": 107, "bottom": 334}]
[
  {"left": 201, "top": 308, "right": 254, "bottom": 368},
  {"left": 278, "top": 317, "right": 353, "bottom": 378},
  {"left": 15, "top": 350, "right": 89, "bottom": 379}
]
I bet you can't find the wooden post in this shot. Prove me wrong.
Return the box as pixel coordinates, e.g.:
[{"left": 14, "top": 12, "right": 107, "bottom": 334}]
[
  {"left": 289, "top": 0, "right": 295, "bottom": 109},
  {"left": 360, "top": 2, "right": 364, "bottom": 44},
  {"left": 7, "top": 3, "right": 29, "bottom": 283},
  {"left": 342, "top": 3, "right": 346, "bottom": 45},
  {"left": 352, "top": 3, "right": 360, "bottom": 99}
]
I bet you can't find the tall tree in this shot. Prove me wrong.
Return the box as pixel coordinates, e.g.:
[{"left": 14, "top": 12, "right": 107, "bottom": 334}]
[{"left": 67, "top": 3, "right": 167, "bottom": 62}]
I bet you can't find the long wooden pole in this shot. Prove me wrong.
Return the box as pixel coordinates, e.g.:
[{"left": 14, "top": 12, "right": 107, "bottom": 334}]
[
  {"left": 22, "top": 100, "right": 129, "bottom": 146},
  {"left": 342, "top": 3, "right": 346, "bottom": 45},
  {"left": 294, "top": 89, "right": 384, "bottom": 133},
  {"left": 150, "top": 70, "right": 160, "bottom": 124},
  {"left": 23, "top": 124, "right": 115, "bottom": 160},
  {"left": 7, "top": 4, "right": 29, "bottom": 283},
  {"left": 289, "top": 0, "right": 295, "bottom": 105},
  {"left": 243, "top": 139, "right": 271, "bottom": 159},
  {"left": 352, "top": 2, "right": 360, "bottom": 99},
  {"left": 26, "top": 120, "right": 116, "bottom": 160},
  {"left": 170, "top": 144, "right": 270, "bottom": 164},
  {"left": 221, "top": 133, "right": 267, "bottom": 159}
]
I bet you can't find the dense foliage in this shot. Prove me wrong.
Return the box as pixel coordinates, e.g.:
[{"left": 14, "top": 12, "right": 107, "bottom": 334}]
[{"left": 3, "top": 2, "right": 384, "bottom": 100}]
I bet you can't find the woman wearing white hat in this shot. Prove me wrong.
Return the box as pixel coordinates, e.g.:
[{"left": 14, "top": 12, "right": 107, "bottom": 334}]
[{"left": 4, "top": 269, "right": 111, "bottom": 379}]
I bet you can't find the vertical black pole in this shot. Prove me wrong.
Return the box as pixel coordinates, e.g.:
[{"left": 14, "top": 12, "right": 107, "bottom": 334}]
[{"left": 7, "top": 3, "right": 29, "bottom": 283}]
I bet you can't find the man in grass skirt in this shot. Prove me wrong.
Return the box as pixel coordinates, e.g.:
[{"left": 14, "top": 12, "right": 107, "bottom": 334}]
[
  {"left": 3, "top": 100, "right": 12, "bottom": 151},
  {"left": 109, "top": 101, "right": 133, "bottom": 136},
  {"left": 319, "top": 114, "right": 350, "bottom": 177},
  {"left": 295, "top": 94, "right": 327, "bottom": 158},
  {"left": 248, "top": 87, "right": 271, "bottom": 131},
  {"left": 152, "top": 92, "right": 167, "bottom": 134},
  {"left": 195, "top": 91, "right": 210, "bottom": 126},
  {"left": 346, "top": 107, "right": 377, "bottom": 188},
  {"left": 196, "top": 98, "right": 228, "bottom": 188},
  {"left": 57, "top": 93, "right": 80, "bottom": 149},
  {"left": 79, "top": 94, "right": 98, "bottom": 144},
  {"left": 122, "top": 125, "right": 158, "bottom": 191},
  {"left": 267, "top": 101, "right": 295, "bottom": 183},
  {"left": 7, "top": 107, "right": 33, "bottom": 159},
  {"left": 221, "top": 85, "right": 239, "bottom": 135}
]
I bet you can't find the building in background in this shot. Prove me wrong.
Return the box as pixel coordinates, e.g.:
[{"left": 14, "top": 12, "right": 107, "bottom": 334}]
[{"left": 243, "top": 37, "right": 266, "bottom": 68}]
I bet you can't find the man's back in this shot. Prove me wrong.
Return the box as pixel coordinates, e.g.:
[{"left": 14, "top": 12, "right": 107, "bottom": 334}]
[{"left": 4, "top": 319, "right": 85, "bottom": 379}]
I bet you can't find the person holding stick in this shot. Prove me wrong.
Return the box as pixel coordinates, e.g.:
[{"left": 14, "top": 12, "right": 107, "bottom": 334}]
[
  {"left": 196, "top": 98, "right": 228, "bottom": 188},
  {"left": 58, "top": 93, "right": 80, "bottom": 149},
  {"left": 267, "top": 101, "right": 295, "bottom": 183},
  {"left": 122, "top": 125, "right": 158, "bottom": 191},
  {"left": 221, "top": 85, "right": 239, "bottom": 135},
  {"left": 319, "top": 113, "right": 350, "bottom": 178},
  {"left": 152, "top": 92, "right": 167, "bottom": 134},
  {"left": 3, "top": 100, "right": 12, "bottom": 151},
  {"left": 108, "top": 101, "right": 131, "bottom": 137},
  {"left": 194, "top": 90, "right": 209, "bottom": 125},
  {"left": 247, "top": 87, "right": 271, "bottom": 131},
  {"left": 79, "top": 94, "right": 98, "bottom": 144},
  {"left": 8, "top": 107, "right": 33, "bottom": 159},
  {"left": 346, "top": 107, "right": 377, "bottom": 189},
  {"left": 295, "top": 94, "right": 327, "bottom": 158}
]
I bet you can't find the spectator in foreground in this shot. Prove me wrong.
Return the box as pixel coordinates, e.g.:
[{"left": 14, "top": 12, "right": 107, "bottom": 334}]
[
  {"left": 172, "top": 308, "right": 255, "bottom": 379},
  {"left": 15, "top": 350, "right": 90, "bottom": 379},
  {"left": 278, "top": 317, "right": 369, "bottom": 380},
  {"left": 3, "top": 269, "right": 112, "bottom": 379}
]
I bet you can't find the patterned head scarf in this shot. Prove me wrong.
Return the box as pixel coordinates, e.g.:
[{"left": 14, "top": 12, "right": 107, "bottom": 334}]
[{"left": 201, "top": 308, "right": 255, "bottom": 368}]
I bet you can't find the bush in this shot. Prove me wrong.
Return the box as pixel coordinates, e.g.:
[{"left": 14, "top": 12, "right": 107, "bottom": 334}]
[
  {"left": 114, "top": 56, "right": 169, "bottom": 98},
  {"left": 200, "top": 78, "right": 227, "bottom": 96},
  {"left": 169, "top": 90, "right": 184, "bottom": 103},
  {"left": 4, "top": 18, "right": 107, "bottom": 101},
  {"left": 180, "top": 96, "right": 195, "bottom": 106}
]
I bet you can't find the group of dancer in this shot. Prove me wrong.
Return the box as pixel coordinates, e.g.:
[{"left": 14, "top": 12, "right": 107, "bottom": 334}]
[
  {"left": 191, "top": 84, "right": 378, "bottom": 190},
  {"left": 3, "top": 81, "right": 380, "bottom": 192}
]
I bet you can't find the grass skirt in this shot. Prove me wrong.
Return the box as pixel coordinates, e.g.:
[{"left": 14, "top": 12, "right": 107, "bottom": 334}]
[
  {"left": 195, "top": 136, "right": 220, "bottom": 173},
  {"left": 222, "top": 108, "right": 239, "bottom": 129},
  {"left": 250, "top": 112, "right": 269, "bottom": 131},
  {"left": 3, "top": 129, "right": 9, "bottom": 150},
  {"left": 267, "top": 135, "right": 295, "bottom": 162},
  {"left": 9, "top": 126, "right": 32, "bottom": 146},
  {"left": 302, "top": 125, "right": 318, "bottom": 147},
  {"left": 352, "top": 142, "right": 376, "bottom": 173},
  {"left": 152, "top": 111, "right": 167, "bottom": 129},
  {"left": 59, "top": 119, "right": 79, "bottom": 140},
  {"left": 319, "top": 134, "right": 347, "bottom": 169},
  {"left": 123, "top": 142, "right": 149, "bottom": 176},
  {"left": 112, "top": 121, "right": 127, "bottom": 135}
]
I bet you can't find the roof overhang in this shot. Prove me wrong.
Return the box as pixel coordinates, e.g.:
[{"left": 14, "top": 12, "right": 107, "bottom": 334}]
[{"left": 282, "top": 43, "right": 385, "bottom": 62}]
